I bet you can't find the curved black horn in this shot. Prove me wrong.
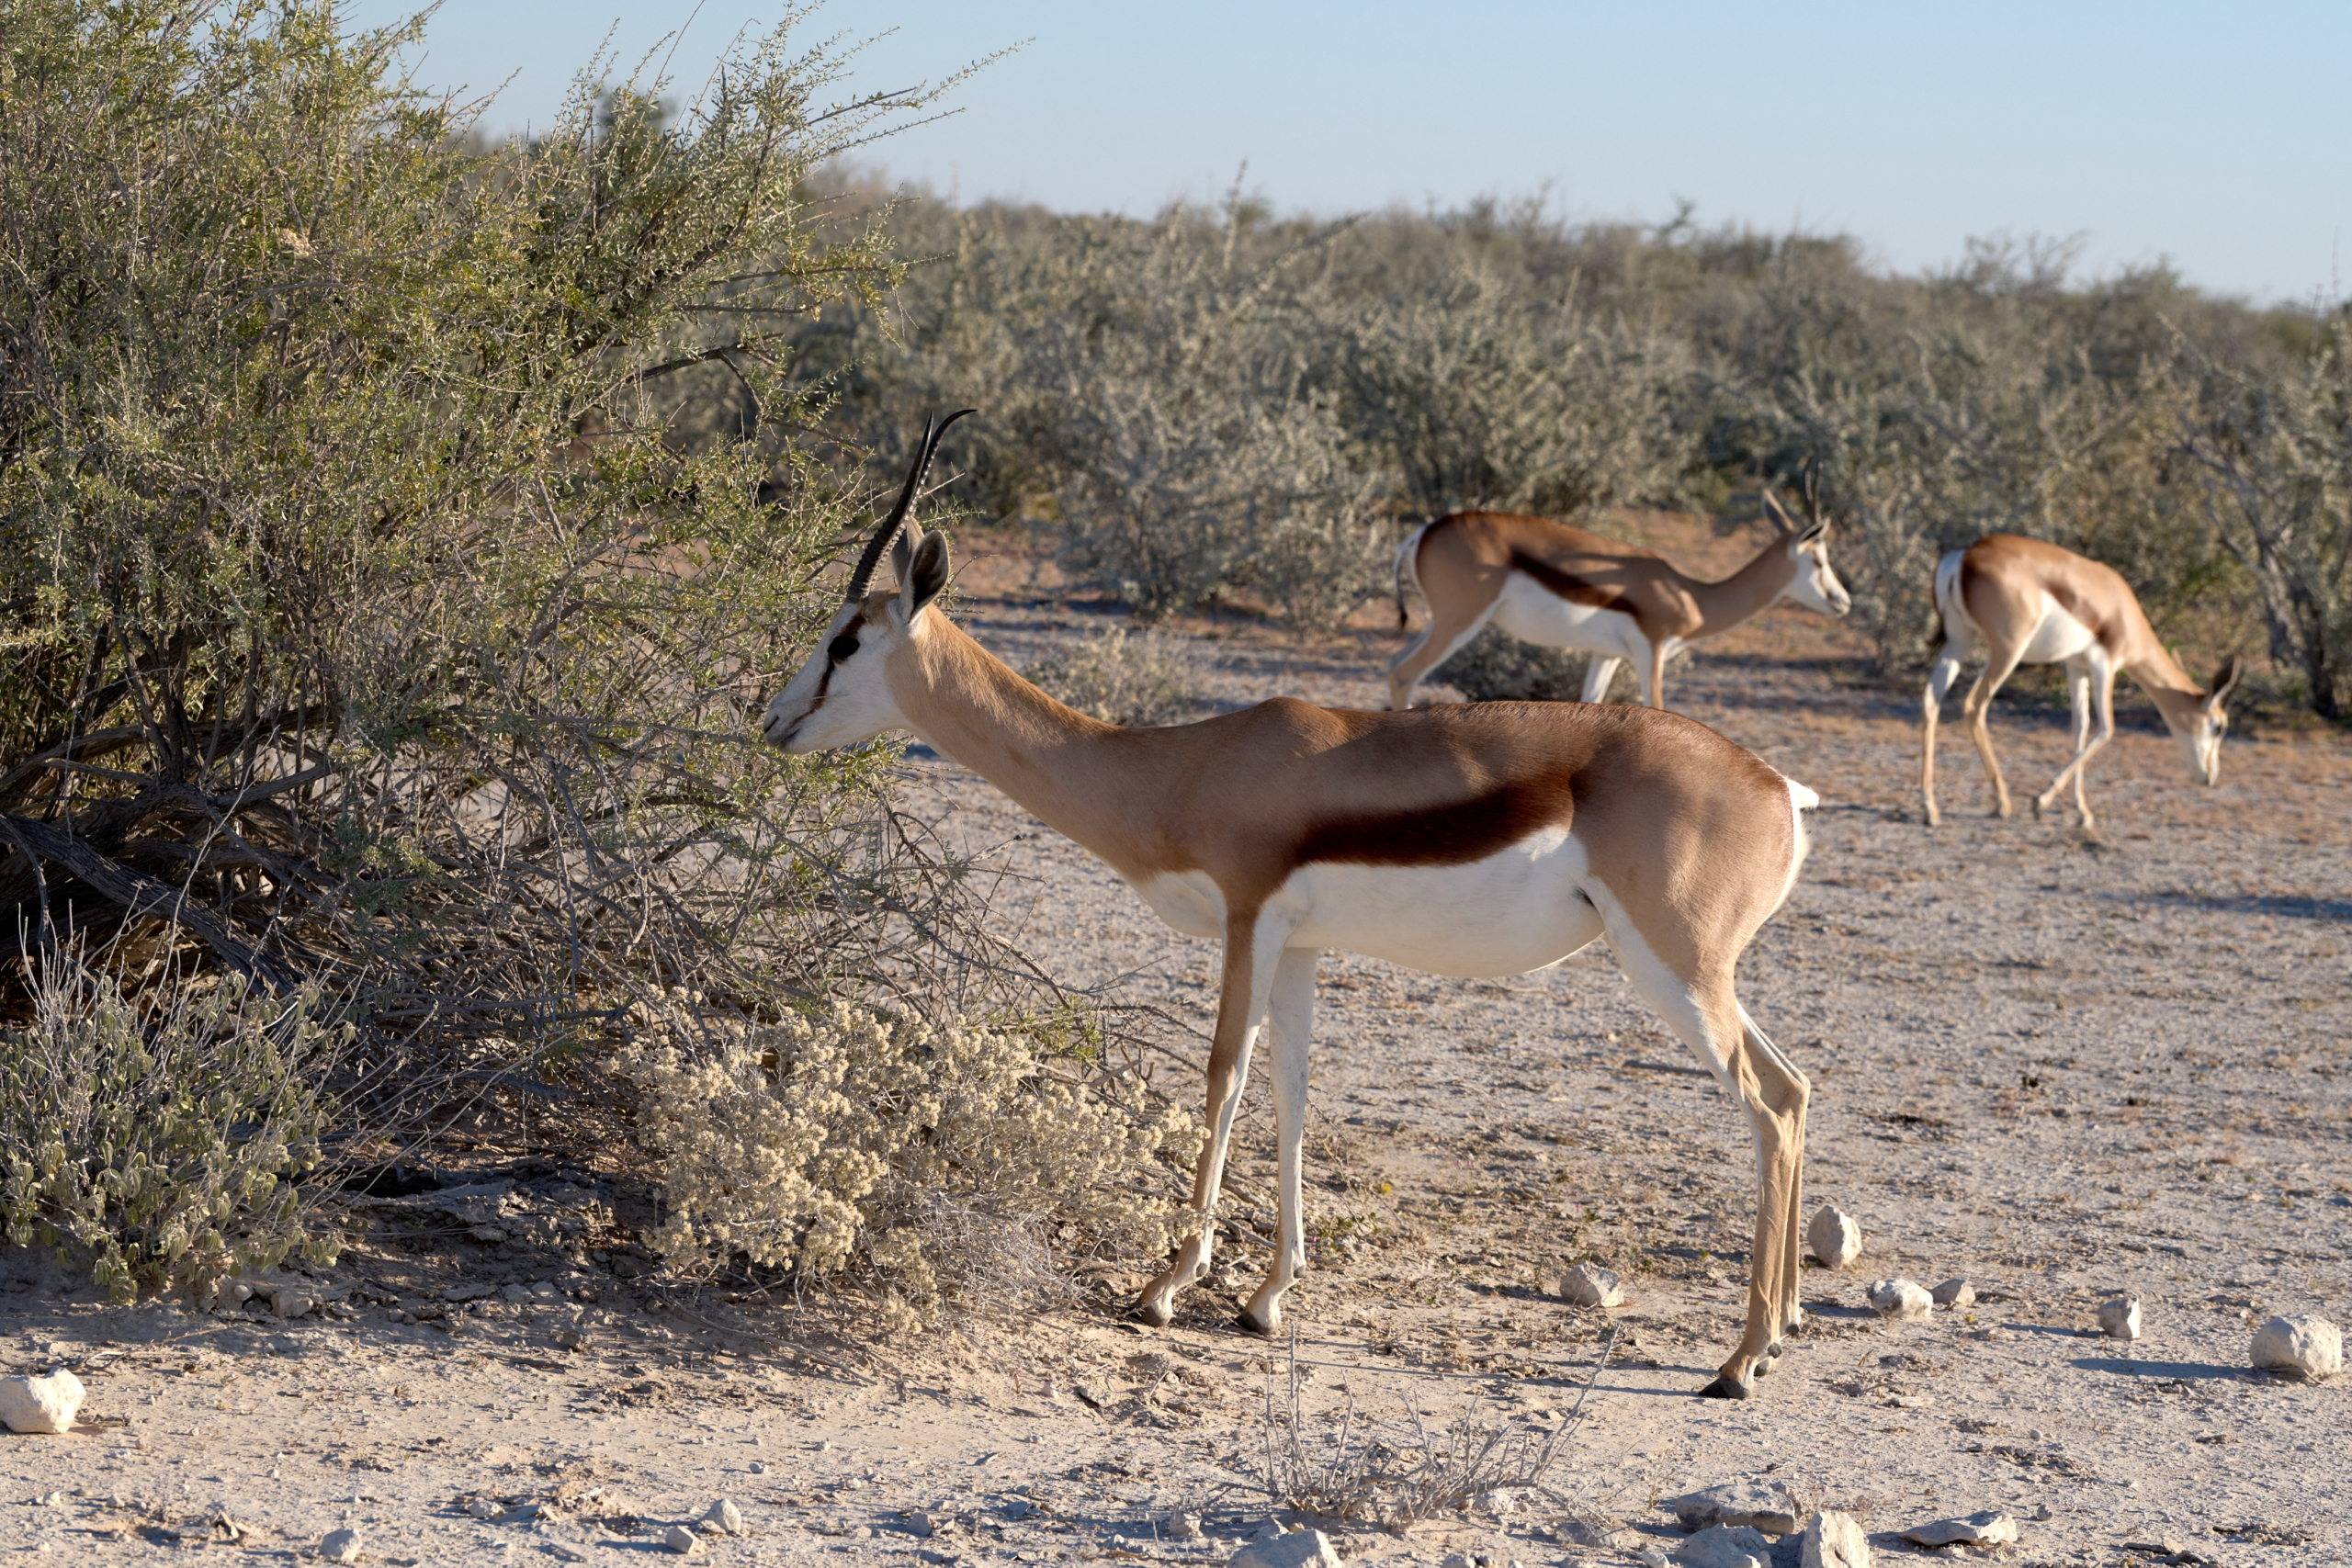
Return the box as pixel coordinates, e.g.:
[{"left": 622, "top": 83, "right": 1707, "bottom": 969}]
[{"left": 843, "top": 409, "right": 977, "bottom": 603}]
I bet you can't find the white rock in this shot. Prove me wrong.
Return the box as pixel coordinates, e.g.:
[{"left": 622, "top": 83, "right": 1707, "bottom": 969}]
[
  {"left": 1671, "top": 1523, "right": 1770, "bottom": 1568},
  {"left": 1930, "top": 1278, "right": 1973, "bottom": 1309},
  {"left": 1867, "top": 1278, "right": 1932, "bottom": 1321},
  {"left": 270, "top": 1288, "right": 314, "bottom": 1320},
  {"left": 220, "top": 1280, "right": 254, "bottom": 1309},
  {"left": 2097, "top": 1296, "right": 2142, "bottom": 1340},
  {"left": 0, "top": 1371, "right": 85, "bottom": 1434},
  {"left": 1228, "top": 1529, "right": 1342, "bottom": 1568},
  {"left": 702, "top": 1497, "right": 744, "bottom": 1535},
  {"left": 1665, "top": 1482, "right": 1801, "bottom": 1536},
  {"left": 1168, "top": 1514, "right": 1203, "bottom": 1540},
  {"left": 1561, "top": 1261, "right": 1624, "bottom": 1308},
  {"left": 1800, "top": 1509, "right": 1870, "bottom": 1568},
  {"left": 2251, "top": 1314, "right": 2342, "bottom": 1381},
  {"left": 467, "top": 1497, "right": 500, "bottom": 1519},
  {"left": 1440, "top": 1555, "right": 1475, "bottom": 1568},
  {"left": 664, "top": 1522, "right": 699, "bottom": 1552},
  {"left": 1808, "top": 1206, "right": 1861, "bottom": 1270},
  {"left": 1637, "top": 1553, "right": 1670, "bottom": 1568},
  {"left": 910, "top": 1510, "right": 939, "bottom": 1538},
  {"left": 1898, "top": 1511, "right": 2018, "bottom": 1548},
  {"left": 322, "top": 1527, "right": 362, "bottom": 1564}
]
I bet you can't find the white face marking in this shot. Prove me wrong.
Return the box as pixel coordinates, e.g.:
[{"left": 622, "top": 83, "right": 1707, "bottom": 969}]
[
  {"left": 1784, "top": 533, "right": 1852, "bottom": 617},
  {"left": 760, "top": 601, "right": 912, "bottom": 753},
  {"left": 2181, "top": 702, "right": 2228, "bottom": 785}
]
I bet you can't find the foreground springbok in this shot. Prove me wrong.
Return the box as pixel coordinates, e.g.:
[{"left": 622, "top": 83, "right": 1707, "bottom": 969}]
[
  {"left": 1923, "top": 535, "right": 2241, "bottom": 829},
  {"left": 1385, "top": 488, "right": 1851, "bottom": 711},
  {"left": 763, "top": 414, "right": 1822, "bottom": 1400}
]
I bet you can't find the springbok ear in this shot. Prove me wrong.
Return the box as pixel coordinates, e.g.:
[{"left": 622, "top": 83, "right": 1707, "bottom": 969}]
[
  {"left": 902, "top": 529, "right": 951, "bottom": 617},
  {"left": 888, "top": 521, "right": 918, "bottom": 588},
  {"left": 1795, "top": 517, "right": 1828, "bottom": 547},
  {"left": 2208, "top": 654, "right": 2244, "bottom": 706}
]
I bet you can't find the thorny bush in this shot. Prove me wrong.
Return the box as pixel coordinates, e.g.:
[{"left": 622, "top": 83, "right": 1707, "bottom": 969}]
[{"left": 1022, "top": 626, "right": 1205, "bottom": 728}]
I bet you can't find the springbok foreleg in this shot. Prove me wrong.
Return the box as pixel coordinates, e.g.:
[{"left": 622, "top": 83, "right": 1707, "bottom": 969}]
[
  {"left": 1644, "top": 639, "right": 1670, "bottom": 710},
  {"left": 1920, "top": 638, "right": 1967, "bottom": 827},
  {"left": 1961, "top": 645, "right": 2027, "bottom": 818},
  {"left": 1240, "top": 946, "right": 1320, "bottom": 1335},
  {"left": 2036, "top": 655, "right": 2117, "bottom": 829},
  {"left": 1135, "top": 911, "right": 1286, "bottom": 1325}
]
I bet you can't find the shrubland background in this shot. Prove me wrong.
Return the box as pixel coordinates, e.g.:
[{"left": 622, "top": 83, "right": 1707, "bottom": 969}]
[{"left": 1, "top": 1, "right": 2345, "bottom": 1327}]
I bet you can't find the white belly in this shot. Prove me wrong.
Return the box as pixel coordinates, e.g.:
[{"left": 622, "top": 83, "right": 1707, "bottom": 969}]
[
  {"left": 1491, "top": 571, "right": 1645, "bottom": 659},
  {"left": 1129, "top": 829, "right": 1606, "bottom": 978},
  {"left": 2020, "top": 600, "right": 2098, "bottom": 664}
]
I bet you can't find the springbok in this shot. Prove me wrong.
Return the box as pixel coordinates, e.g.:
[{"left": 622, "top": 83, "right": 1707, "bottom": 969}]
[
  {"left": 1385, "top": 487, "right": 1851, "bottom": 711},
  {"left": 763, "top": 414, "right": 1823, "bottom": 1400},
  {"left": 1922, "top": 535, "right": 2242, "bottom": 830}
]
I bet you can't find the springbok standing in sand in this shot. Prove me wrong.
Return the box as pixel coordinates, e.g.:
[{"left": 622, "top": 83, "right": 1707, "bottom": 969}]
[
  {"left": 763, "top": 413, "right": 1824, "bottom": 1400},
  {"left": 1922, "top": 535, "right": 2241, "bottom": 829},
  {"left": 1385, "top": 484, "right": 1852, "bottom": 711}
]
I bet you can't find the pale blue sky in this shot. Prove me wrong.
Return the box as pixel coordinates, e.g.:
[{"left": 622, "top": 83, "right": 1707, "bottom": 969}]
[{"left": 350, "top": 1, "right": 2350, "bottom": 304}]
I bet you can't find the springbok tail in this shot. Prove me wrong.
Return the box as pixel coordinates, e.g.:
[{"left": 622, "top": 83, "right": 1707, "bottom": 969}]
[{"left": 1394, "top": 520, "right": 1434, "bottom": 630}]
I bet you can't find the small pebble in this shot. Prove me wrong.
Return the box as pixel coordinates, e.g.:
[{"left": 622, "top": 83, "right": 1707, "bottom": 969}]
[
  {"left": 468, "top": 1497, "right": 500, "bottom": 1519},
  {"left": 2097, "top": 1296, "right": 2142, "bottom": 1340},
  {"left": 322, "top": 1527, "right": 362, "bottom": 1564},
  {"left": 2251, "top": 1314, "right": 2342, "bottom": 1381},
  {"left": 1560, "top": 1261, "right": 1624, "bottom": 1308},
  {"left": 664, "top": 1523, "right": 698, "bottom": 1553},
  {"left": 1808, "top": 1205, "right": 1862, "bottom": 1270},
  {"left": 1867, "top": 1277, "right": 1932, "bottom": 1321},
  {"left": 1931, "top": 1277, "right": 1974, "bottom": 1309},
  {"left": 702, "top": 1497, "right": 744, "bottom": 1535}
]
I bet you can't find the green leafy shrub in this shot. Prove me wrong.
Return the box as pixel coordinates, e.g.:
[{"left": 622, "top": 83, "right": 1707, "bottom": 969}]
[
  {"left": 0, "top": 955, "right": 346, "bottom": 1302},
  {"left": 1022, "top": 627, "right": 1204, "bottom": 727},
  {"left": 618, "top": 999, "right": 1202, "bottom": 1333}
]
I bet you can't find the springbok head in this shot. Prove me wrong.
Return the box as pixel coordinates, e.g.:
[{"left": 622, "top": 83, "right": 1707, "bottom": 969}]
[
  {"left": 761, "top": 411, "right": 974, "bottom": 754},
  {"left": 1761, "top": 466, "right": 1852, "bottom": 618},
  {"left": 2173, "top": 654, "right": 2244, "bottom": 786}
]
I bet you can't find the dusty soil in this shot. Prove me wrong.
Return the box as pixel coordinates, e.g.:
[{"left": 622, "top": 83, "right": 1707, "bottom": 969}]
[{"left": 0, "top": 519, "right": 2344, "bottom": 1565}]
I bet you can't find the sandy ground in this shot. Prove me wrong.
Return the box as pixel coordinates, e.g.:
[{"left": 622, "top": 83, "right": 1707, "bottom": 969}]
[{"left": 0, "top": 522, "right": 2344, "bottom": 1565}]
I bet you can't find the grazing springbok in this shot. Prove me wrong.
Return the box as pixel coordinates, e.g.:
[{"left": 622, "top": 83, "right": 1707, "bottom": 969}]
[
  {"left": 1385, "top": 487, "right": 1851, "bottom": 711},
  {"left": 1922, "top": 535, "right": 2242, "bottom": 830},
  {"left": 763, "top": 414, "right": 1824, "bottom": 1400}
]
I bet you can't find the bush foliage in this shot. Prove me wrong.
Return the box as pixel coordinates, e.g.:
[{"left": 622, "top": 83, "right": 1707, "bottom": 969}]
[
  {"left": 620, "top": 999, "right": 1201, "bottom": 1331},
  {"left": 0, "top": 955, "right": 345, "bottom": 1302},
  {"left": 1022, "top": 627, "right": 1205, "bottom": 728}
]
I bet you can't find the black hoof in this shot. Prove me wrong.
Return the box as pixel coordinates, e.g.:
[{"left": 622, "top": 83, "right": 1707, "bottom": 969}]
[
  {"left": 1753, "top": 1358, "right": 1772, "bottom": 1378},
  {"left": 1766, "top": 1338, "right": 1784, "bottom": 1359},
  {"left": 1696, "top": 1374, "right": 1752, "bottom": 1401},
  {"left": 1131, "top": 1300, "right": 1172, "bottom": 1328},
  {"left": 1232, "top": 1311, "right": 1275, "bottom": 1337}
]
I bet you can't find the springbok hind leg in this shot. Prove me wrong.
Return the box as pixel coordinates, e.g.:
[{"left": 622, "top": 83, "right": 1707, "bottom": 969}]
[
  {"left": 1600, "top": 915, "right": 1804, "bottom": 1398},
  {"left": 1385, "top": 601, "right": 1498, "bottom": 710},
  {"left": 1239, "top": 947, "right": 1320, "bottom": 1335}
]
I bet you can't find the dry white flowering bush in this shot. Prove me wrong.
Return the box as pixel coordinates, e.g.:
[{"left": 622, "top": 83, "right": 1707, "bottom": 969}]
[{"left": 620, "top": 999, "right": 1201, "bottom": 1332}]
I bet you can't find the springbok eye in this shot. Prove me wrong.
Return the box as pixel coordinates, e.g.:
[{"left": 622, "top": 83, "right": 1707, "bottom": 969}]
[{"left": 827, "top": 634, "right": 860, "bottom": 664}]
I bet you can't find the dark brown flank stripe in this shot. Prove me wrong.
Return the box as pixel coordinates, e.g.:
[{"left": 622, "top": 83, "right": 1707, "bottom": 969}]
[
  {"left": 1508, "top": 547, "right": 1638, "bottom": 615},
  {"left": 1295, "top": 776, "right": 1576, "bottom": 868}
]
